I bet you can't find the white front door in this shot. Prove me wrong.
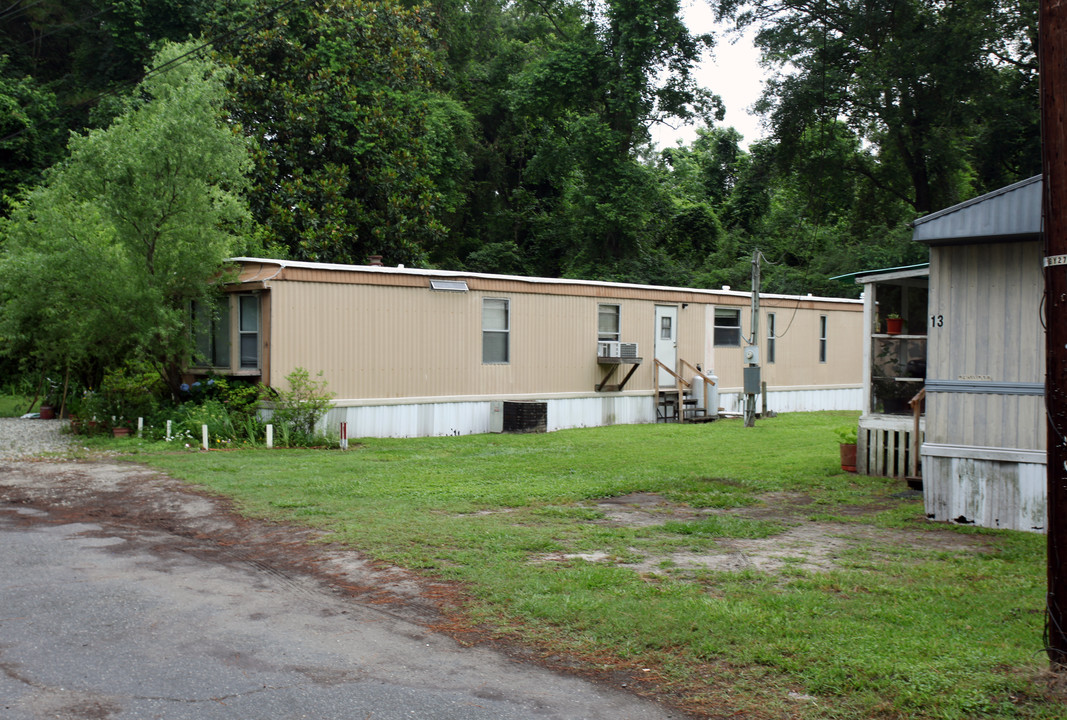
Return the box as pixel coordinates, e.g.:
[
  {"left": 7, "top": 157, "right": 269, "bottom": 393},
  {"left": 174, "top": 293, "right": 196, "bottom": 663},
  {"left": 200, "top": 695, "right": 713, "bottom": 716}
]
[{"left": 655, "top": 305, "right": 678, "bottom": 387}]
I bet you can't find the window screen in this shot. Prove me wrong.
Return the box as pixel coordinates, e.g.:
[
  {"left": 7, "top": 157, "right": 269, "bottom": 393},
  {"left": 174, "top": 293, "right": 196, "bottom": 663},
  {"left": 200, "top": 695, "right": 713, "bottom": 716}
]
[
  {"left": 239, "top": 295, "right": 260, "bottom": 369},
  {"left": 482, "top": 298, "right": 509, "bottom": 363},
  {"left": 598, "top": 304, "right": 620, "bottom": 342},
  {"left": 192, "top": 299, "right": 231, "bottom": 368},
  {"left": 767, "top": 313, "right": 776, "bottom": 364},
  {"left": 819, "top": 315, "right": 828, "bottom": 364},
  {"left": 714, "top": 308, "right": 741, "bottom": 346}
]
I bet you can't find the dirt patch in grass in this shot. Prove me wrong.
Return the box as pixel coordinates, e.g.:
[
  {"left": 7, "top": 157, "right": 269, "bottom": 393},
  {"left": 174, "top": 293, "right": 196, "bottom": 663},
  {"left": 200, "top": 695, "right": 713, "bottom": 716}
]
[{"left": 537, "top": 491, "right": 991, "bottom": 576}]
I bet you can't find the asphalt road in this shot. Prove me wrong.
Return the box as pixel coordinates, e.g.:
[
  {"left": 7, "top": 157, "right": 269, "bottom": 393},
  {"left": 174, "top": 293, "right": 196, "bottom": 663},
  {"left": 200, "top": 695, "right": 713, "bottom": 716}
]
[{"left": 0, "top": 461, "right": 686, "bottom": 720}]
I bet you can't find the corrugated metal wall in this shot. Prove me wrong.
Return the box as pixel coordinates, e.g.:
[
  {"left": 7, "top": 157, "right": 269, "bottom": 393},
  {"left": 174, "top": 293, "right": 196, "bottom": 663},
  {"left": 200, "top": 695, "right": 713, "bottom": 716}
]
[
  {"left": 926, "top": 240, "right": 1045, "bottom": 450},
  {"left": 923, "top": 456, "right": 1046, "bottom": 532},
  {"left": 717, "top": 387, "right": 862, "bottom": 414},
  {"left": 323, "top": 395, "right": 657, "bottom": 438}
]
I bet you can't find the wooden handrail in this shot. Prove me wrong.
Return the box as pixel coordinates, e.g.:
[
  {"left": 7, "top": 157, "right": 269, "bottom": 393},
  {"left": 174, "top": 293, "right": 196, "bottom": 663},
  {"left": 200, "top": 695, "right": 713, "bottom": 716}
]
[
  {"left": 679, "top": 359, "right": 715, "bottom": 387},
  {"left": 653, "top": 358, "right": 690, "bottom": 389},
  {"left": 679, "top": 359, "right": 715, "bottom": 416},
  {"left": 909, "top": 387, "right": 926, "bottom": 479}
]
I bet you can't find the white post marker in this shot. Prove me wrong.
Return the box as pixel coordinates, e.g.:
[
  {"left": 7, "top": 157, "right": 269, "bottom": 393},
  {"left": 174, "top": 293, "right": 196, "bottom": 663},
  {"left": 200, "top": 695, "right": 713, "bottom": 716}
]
[
  {"left": 266, "top": 424, "right": 273, "bottom": 449},
  {"left": 201, "top": 424, "right": 209, "bottom": 451},
  {"left": 137, "top": 417, "right": 143, "bottom": 438},
  {"left": 166, "top": 419, "right": 172, "bottom": 441},
  {"left": 340, "top": 422, "right": 348, "bottom": 451}
]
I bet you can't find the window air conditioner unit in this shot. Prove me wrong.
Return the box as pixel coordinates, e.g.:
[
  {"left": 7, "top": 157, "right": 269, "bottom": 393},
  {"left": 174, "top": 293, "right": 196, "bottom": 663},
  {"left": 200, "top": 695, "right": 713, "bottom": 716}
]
[
  {"left": 597, "top": 341, "right": 621, "bottom": 358},
  {"left": 619, "top": 342, "right": 638, "bottom": 359}
]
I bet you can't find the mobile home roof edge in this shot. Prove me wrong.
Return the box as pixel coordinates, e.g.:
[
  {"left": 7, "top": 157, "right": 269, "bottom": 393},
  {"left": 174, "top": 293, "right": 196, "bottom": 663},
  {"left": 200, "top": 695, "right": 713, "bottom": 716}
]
[
  {"left": 910, "top": 174, "right": 1040, "bottom": 227},
  {"left": 228, "top": 257, "right": 862, "bottom": 305},
  {"left": 910, "top": 174, "right": 1042, "bottom": 244}
]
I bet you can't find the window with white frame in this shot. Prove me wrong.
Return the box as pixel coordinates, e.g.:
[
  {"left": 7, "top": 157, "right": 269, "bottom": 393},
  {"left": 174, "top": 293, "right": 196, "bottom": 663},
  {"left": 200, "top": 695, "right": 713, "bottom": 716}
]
[
  {"left": 598, "top": 304, "right": 620, "bottom": 342},
  {"left": 239, "top": 295, "right": 260, "bottom": 369},
  {"left": 767, "top": 312, "right": 776, "bottom": 364},
  {"left": 819, "top": 314, "right": 828, "bottom": 363},
  {"left": 714, "top": 308, "right": 741, "bottom": 346},
  {"left": 191, "top": 298, "right": 231, "bottom": 368},
  {"left": 482, "top": 298, "right": 509, "bottom": 363}
]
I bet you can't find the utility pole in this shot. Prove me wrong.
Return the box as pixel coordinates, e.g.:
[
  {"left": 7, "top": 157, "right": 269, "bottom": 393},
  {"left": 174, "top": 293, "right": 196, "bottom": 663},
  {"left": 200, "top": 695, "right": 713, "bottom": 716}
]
[
  {"left": 744, "top": 250, "right": 761, "bottom": 428},
  {"left": 1040, "top": 0, "right": 1067, "bottom": 670}
]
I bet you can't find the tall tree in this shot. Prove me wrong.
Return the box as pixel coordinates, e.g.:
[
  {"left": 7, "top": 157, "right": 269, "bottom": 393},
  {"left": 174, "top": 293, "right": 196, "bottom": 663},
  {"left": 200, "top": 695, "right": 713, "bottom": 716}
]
[
  {"left": 0, "top": 59, "right": 64, "bottom": 217},
  {"left": 0, "top": 41, "right": 252, "bottom": 393},
  {"left": 714, "top": 0, "right": 1039, "bottom": 214},
  {"left": 429, "top": 0, "right": 721, "bottom": 277},
  {"left": 0, "top": 1, "right": 215, "bottom": 215},
  {"left": 216, "top": 0, "right": 451, "bottom": 266}
]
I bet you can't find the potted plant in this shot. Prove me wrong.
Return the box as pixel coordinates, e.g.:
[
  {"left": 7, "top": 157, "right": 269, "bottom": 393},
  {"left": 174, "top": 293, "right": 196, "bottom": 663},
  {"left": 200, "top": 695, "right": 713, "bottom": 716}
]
[
  {"left": 885, "top": 313, "right": 904, "bottom": 335},
  {"left": 836, "top": 426, "right": 858, "bottom": 472},
  {"left": 37, "top": 375, "right": 61, "bottom": 419}
]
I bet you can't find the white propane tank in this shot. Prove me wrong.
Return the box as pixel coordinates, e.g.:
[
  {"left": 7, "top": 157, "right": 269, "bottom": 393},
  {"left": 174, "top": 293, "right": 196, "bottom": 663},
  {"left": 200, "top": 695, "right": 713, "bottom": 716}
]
[
  {"left": 691, "top": 376, "right": 705, "bottom": 410},
  {"left": 708, "top": 374, "right": 720, "bottom": 418}
]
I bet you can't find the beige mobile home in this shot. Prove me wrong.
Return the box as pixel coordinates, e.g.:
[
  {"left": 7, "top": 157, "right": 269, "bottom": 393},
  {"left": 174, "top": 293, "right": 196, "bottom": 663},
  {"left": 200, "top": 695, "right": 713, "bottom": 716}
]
[
  {"left": 190, "top": 258, "right": 863, "bottom": 438},
  {"left": 911, "top": 176, "right": 1046, "bottom": 532}
]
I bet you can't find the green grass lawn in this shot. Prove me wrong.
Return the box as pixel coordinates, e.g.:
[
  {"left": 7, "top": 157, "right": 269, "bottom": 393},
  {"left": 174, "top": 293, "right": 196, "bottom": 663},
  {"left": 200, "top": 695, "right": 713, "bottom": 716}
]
[
  {"left": 0, "top": 393, "right": 34, "bottom": 417},
  {"left": 132, "top": 411, "right": 1061, "bottom": 719}
]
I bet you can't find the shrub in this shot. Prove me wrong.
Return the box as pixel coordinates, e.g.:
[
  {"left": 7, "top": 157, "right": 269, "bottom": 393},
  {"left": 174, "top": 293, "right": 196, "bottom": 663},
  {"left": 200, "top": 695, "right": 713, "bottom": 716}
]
[{"left": 267, "top": 367, "right": 335, "bottom": 445}]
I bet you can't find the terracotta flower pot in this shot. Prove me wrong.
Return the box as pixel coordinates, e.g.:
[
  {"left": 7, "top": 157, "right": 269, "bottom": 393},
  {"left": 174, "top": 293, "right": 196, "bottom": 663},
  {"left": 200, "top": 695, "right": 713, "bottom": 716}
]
[
  {"left": 39, "top": 405, "right": 55, "bottom": 420},
  {"left": 840, "top": 443, "right": 858, "bottom": 472},
  {"left": 886, "top": 318, "right": 904, "bottom": 335}
]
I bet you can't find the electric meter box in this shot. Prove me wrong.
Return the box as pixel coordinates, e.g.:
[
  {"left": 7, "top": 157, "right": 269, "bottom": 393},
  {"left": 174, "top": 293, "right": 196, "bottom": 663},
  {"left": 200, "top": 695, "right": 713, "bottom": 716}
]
[{"left": 743, "top": 366, "right": 762, "bottom": 394}]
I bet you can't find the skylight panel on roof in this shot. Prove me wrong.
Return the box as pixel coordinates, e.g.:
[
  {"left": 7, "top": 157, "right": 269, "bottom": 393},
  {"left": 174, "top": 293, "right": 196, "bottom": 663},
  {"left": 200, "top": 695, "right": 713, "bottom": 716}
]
[{"left": 430, "top": 279, "right": 468, "bottom": 292}]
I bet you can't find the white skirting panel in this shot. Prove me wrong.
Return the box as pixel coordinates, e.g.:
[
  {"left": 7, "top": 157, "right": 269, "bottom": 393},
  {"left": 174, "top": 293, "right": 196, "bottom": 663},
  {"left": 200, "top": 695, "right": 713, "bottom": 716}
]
[
  {"left": 324, "top": 401, "right": 491, "bottom": 439},
  {"left": 718, "top": 387, "right": 863, "bottom": 414},
  {"left": 546, "top": 395, "right": 657, "bottom": 431},
  {"left": 322, "top": 395, "right": 657, "bottom": 439},
  {"left": 921, "top": 449, "right": 1046, "bottom": 533},
  {"left": 320, "top": 388, "right": 858, "bottom": 439}
]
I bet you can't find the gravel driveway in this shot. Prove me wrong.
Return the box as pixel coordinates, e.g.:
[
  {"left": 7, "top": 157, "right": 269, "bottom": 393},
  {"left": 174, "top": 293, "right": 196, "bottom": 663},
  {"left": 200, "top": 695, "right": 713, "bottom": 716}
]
[{"left": 0, "top": 417, "right": 76, "bottom": 461}]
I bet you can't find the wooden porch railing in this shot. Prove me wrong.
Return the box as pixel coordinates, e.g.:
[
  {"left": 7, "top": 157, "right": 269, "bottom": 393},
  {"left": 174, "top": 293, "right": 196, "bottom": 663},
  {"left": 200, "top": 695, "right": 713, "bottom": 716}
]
[
  {"left": 654, "top": 359, "right": 716, "bottom": 422},
  {"left": 908, "top": 386, "right": 926, "bottom": 480}
]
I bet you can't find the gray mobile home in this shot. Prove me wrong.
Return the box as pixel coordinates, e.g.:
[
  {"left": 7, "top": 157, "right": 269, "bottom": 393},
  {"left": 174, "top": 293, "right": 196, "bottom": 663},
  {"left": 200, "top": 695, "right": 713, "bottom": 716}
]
[{"left": 912, "top": 176, "right": 1045, "bottom": 532}]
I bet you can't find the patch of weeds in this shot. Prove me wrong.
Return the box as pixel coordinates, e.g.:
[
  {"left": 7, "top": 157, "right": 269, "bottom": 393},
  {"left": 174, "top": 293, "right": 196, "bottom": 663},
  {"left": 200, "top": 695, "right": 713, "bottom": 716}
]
[
  {"left": 660, "top": 515, "right": 782, "bottom": 539},
  {"left": 871, "top": 501, "right": 935, "bottom": 528},
  {"left": 532, "top": 506, "right": 605, "bottom": 521}
]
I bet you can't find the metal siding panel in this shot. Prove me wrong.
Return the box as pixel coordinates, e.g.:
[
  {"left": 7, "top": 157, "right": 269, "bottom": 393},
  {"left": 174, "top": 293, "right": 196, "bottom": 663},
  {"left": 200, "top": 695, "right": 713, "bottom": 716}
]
[
  {"left": 1017, "top": 241, "right": 1045, "bottom": 383},
  {"left": 926, "top": 241, "right": 1044, "bottom": 452},
  {"left": 1004, "top": 242, "right": 1025, "bottom": 383},
  {"left": 930, "top": 249, "right": 950, "bottom": 380},
  {"left": 1018, "top": 462, "right": 1049, "bottom": 531},
  {"left": 922, "top": 451, "right": 1046, "bottom": 532},
  {"left": 912, "top": 176, "right": 1041, "bottom": 243},
  {"left": 267, "top": 279, "right": 862, "bottom": 407}
]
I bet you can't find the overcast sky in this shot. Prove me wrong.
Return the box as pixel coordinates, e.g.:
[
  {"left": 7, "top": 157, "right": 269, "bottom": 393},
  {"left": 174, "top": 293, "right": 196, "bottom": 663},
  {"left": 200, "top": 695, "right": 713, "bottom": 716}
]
[{"left": 649, "top": 3, "right": 767, "bottom": 150}]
